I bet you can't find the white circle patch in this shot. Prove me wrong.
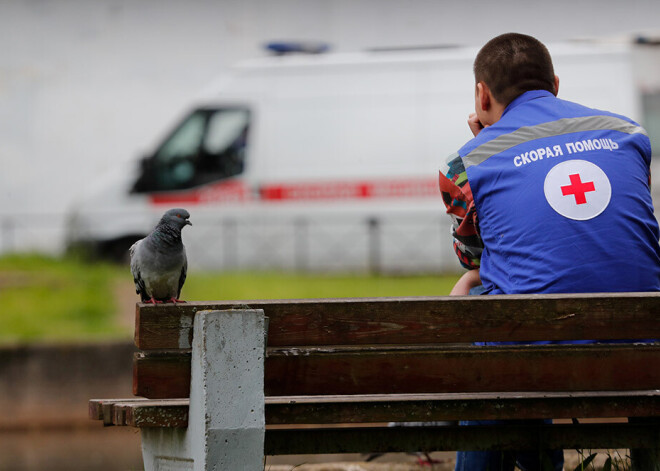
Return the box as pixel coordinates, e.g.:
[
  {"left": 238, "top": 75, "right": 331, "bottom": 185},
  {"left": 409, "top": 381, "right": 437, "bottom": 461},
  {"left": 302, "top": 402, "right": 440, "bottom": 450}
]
[{"left": 543, "top": 159, "right": 611, "bottom": 221}]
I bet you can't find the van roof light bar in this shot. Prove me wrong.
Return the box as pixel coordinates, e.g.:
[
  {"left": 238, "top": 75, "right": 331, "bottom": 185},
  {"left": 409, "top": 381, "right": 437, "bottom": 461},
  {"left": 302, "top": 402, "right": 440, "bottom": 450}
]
[{"left": 264, "top": 41, "right": 330, "bottom": 55}]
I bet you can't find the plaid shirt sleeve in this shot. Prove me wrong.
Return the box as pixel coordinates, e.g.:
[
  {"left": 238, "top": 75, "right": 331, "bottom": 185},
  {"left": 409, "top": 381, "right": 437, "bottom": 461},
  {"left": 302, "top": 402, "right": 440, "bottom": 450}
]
[{"left": 438, "top": 152, "right": 483, "bottom": 269}]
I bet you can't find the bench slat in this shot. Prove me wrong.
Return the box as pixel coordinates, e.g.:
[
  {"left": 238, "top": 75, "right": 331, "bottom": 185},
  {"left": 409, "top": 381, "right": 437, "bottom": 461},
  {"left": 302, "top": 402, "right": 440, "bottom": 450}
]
[
  {"left": 95, "top": 401, "right": 660, "bottom": 450},
  {"left": 133, "top": 344, "right": 660, "bottom": 398},
  {"left": 266, "top": 390, "right": 660, "bottom": 424},
  {"left": 265, "top": 422, "right": 660, "bottom": 453},
  {"left": 93, "top": 391, "right": 660, "bottom": 427},
  {"left": 88, "top": 398, "right": 152, "bottom": 425},
  {"left": 132, "top": 351, "right": 192, "bottom": 398},
  {"left": 119, "top": 400, "right": 189, "bottom": 428},
  {"left": 135, "top": 294, "right": 660, "bottom": 349}
]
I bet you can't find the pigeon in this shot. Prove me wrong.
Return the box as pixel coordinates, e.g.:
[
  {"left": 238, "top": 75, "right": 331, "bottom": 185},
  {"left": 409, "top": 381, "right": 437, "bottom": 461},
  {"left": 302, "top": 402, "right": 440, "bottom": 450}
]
[{"left": 130, "top": 208, "right": 192, "bottom": 304}]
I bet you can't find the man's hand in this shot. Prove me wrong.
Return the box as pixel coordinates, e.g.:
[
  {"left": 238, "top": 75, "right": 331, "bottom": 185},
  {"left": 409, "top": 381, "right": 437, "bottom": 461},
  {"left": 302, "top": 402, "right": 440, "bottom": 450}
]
[{"left": 468, "top": 113, "right": 486, "bottom": 137}]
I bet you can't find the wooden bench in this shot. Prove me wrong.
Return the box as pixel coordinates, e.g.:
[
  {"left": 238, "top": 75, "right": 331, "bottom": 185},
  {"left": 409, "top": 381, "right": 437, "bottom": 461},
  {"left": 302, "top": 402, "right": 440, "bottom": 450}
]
[{"left": 90, "top": 293, "right": 660, "bottom": 470}]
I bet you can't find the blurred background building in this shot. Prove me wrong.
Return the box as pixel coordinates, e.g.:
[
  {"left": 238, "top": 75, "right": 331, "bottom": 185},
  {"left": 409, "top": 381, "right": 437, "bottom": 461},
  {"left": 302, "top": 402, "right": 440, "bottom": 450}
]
[{"left": 1, "top": 0, "right": 659, "bottom": 266}]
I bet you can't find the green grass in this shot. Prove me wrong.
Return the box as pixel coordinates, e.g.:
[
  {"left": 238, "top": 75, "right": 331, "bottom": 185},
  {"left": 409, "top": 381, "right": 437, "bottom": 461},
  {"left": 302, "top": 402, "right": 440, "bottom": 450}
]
[
  {"left": 0, "top": 254, "right": 460, "bottom": 344},
  {"left": 184, "top": 271, "right": 459, "bottom": 301},
  {"left": 0, "top": 254, "right": 128, "bottom": 344}
]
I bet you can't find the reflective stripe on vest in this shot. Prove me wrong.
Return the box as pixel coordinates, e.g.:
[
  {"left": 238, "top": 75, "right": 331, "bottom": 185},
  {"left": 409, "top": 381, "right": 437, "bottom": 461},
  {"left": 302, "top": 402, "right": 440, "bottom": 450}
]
[{"left": 463, "top": 115, "right": 648, "bottom": 169}]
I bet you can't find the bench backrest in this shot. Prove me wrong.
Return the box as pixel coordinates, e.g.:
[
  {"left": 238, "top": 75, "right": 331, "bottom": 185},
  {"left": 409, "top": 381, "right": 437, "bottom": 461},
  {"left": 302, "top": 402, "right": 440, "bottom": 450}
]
[{"left": 133, "top": 293, "right": 660, "bottom": 400}]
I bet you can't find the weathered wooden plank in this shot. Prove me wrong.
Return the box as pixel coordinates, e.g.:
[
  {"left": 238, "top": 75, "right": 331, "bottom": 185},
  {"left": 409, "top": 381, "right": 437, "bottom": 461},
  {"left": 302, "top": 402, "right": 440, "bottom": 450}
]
[
  {"left": 133, "top": 351, "right": 191, "bottom": 398},
  {"left": 133, "top": 344, "right": 660, "bottom": 399},
  {"left": 135, "top": 293, "right": 660, "bottom": 350},
  {"left": 118, "top": 400, "right": 189, "bottom": 428},
  {"left": 89, "top": 398, "right": 152, "bottom": 425},
  {"left": 106, "top": 391, "right": 660, "bottom": 428},
  {"left": 265, "top": 390, "right": 660, "bottom": 424},
  {"left": 89, "top": 399, "right": 106, "bottom": 421},
  {"left": 265, "top": 344, "right": 660, "bottom": 396},
  {"left": 264, "top": 422, "right": 660, "bottom": 454}
]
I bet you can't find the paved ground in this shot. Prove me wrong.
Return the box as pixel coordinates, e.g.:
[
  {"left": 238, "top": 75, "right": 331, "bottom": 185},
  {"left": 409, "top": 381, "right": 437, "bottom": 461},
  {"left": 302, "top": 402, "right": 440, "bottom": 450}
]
[
  {"left": 264, "top": 450, "right": 627, "bottom": 471},
  {"left": 265, "top": 452, "right": 455, "bottom": 470},
  {"left": 266, "top": 464, "right": 450, "bottom": 471}
]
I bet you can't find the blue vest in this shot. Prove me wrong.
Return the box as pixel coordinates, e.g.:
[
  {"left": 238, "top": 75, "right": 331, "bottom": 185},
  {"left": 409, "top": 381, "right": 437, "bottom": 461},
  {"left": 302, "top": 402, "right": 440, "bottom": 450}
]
[{"left": 459, "top": 90, "right": 660, "bottom": 294}]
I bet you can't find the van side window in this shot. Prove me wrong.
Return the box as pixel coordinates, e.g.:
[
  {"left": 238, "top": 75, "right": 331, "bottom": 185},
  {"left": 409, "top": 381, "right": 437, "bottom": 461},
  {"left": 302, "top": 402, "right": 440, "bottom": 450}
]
[{"left": 132, "top": 107, "right": 250, "bottom": 193}]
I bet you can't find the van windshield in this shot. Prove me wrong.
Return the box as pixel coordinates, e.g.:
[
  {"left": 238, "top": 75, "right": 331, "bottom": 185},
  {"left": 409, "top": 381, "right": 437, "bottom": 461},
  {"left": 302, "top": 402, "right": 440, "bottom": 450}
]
[{"left": 133, "top": 107, "right": 250, "bottom": 192}]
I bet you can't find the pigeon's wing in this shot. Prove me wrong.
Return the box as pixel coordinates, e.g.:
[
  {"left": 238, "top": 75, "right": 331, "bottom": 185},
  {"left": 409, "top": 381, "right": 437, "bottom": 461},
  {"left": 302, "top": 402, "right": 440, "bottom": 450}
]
[
  {"left": 177, "top": 247, "right": 188, "bottom": 299},
  {"left": 130, "top": 239, "right": 148, "bottom": 301}
]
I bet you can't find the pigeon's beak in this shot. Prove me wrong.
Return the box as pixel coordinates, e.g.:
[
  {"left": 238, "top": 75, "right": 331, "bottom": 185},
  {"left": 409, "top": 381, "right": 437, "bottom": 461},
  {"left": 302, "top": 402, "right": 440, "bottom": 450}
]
[{"left": 185, "top": 219, "right": 192, "bottom": 226}]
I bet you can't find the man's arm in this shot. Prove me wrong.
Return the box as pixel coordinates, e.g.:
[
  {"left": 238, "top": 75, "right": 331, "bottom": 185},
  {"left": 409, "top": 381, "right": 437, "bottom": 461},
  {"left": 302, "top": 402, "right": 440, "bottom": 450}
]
[
  {"left": 450, "top": 269, "right": 481, "bottom": 295},
  {"left": 439, "top": 152, "right": 483, "bottom": 270}
]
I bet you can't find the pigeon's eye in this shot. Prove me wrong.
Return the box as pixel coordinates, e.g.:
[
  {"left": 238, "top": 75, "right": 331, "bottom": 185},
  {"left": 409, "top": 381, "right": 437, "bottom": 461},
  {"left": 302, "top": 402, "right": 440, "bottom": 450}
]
[{"left": 176, "top": 214, "right": 181, "bottom": 218}]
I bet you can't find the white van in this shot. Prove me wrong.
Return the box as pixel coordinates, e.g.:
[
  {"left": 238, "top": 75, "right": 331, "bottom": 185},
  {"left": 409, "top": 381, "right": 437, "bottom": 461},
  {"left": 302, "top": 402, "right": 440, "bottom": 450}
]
[{"left": 66, "top": 42, "right": 641, "bottom": 272}]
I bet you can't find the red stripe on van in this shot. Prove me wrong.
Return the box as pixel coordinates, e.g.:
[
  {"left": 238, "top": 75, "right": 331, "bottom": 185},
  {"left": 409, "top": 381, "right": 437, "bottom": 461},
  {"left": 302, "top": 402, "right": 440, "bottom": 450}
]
[
  {"left": 261, "top": 178, "right": 439, "bottom": 201},
  {"left": 150, "top": 180, "right": 251, "bottom": 205},
  {"left": 150, "top": 177, "right": 438, "bottom": 205}
]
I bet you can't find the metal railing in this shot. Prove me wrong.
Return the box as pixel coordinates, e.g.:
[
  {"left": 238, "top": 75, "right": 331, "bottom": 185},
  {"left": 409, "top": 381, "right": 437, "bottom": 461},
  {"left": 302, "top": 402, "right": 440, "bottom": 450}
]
[
  {"left": 181, "top": 213, "right": 457, "bottom": 273},
  {"left": 0, "top": 211, "right": 459, "bottom": 274},
  {"left": 0, "top": 213, "right": 67, "bottom": 255}
]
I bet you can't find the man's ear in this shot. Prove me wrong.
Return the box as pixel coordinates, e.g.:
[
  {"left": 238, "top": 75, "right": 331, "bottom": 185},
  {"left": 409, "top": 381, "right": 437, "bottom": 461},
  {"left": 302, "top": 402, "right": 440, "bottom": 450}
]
[
  {"left": 477, "top": 82, "right": 491, "bottom": 111},
  {"left": 553, "top": 75, "right": 560, "bottom": 96}
]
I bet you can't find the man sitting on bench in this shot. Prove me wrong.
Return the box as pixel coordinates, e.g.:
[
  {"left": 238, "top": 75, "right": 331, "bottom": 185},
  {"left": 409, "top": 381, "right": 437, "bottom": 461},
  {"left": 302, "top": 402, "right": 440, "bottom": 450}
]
[{"left": 438, "top": 32, "right": 660, "bottom": 471}]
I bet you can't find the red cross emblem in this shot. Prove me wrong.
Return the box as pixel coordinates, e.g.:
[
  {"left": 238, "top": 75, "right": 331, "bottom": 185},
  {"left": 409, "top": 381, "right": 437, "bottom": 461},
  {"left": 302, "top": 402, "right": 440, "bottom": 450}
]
[
  {"left": 560, "top": 173, "right": 596, "bottom": 205},
  {"left": 544, "top": 160, "right": 611, "bottom": 221}
]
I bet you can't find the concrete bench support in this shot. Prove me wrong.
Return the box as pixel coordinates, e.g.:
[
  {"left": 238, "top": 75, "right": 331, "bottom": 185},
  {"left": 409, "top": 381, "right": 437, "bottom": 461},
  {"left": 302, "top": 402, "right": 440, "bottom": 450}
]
[{"left": 141, "top": 309, "right": 266, "bottom": 471}]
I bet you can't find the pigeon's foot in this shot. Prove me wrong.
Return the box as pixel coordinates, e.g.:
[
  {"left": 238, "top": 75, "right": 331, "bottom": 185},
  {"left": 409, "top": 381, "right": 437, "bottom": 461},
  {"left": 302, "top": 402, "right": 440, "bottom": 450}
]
[
  {"left": 144, "top": 297, "right": 164, "bottom": 305},
  {"left": 168, "top": 298, "right": 187, "bottom": 304}
]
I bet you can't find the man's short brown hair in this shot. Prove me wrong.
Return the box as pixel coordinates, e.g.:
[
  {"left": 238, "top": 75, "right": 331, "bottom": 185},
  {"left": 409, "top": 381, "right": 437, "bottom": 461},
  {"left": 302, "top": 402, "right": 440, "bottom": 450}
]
[{"left": 474, "top": 33, "right": 556, "bottom": 106}]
